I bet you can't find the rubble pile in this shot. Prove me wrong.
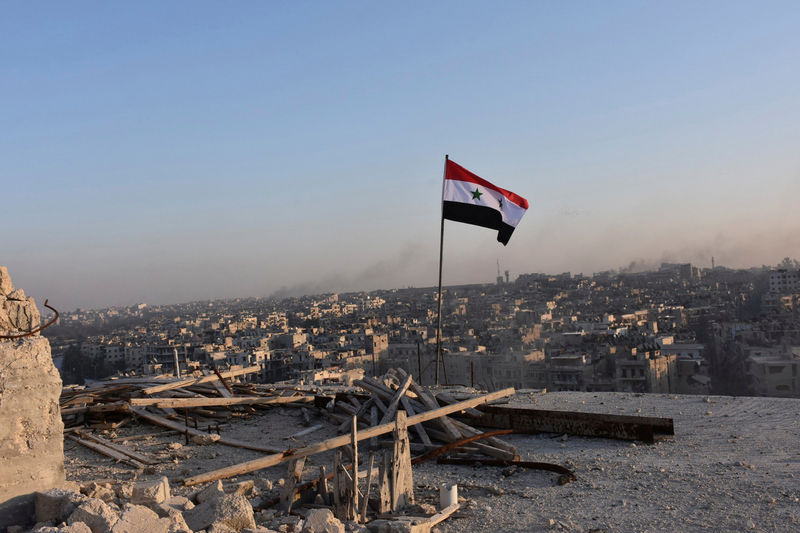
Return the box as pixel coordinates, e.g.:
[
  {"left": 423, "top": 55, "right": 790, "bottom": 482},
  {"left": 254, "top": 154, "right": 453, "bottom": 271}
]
[
  {"left": 322, "top": 368, "right": 519, "bottom": 462},
  {"left": 60, "top": 366, "right": 317, "bottom": 462}
]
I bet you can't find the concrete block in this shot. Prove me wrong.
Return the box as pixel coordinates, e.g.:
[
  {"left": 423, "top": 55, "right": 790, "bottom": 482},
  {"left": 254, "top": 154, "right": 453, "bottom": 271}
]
[
  {"left": 301, "top": 508, "right": 345, "bottom": 533},
  {"left": 184, "top": 493, "right": 256, "bottom": 532},
  {"left": 110, "top": 504, "right": 170, "bottom": 533},
  {"left": 67, "top": 498, "right": 120, "bottom": 533},
  {"left": 196, "top": 480, "right": 224, "bottom": 504},
  {"left": 0, "top": 304, "right": 64, "bottom": 531},
  {"left": 131, "top": 477, "right": 170, "bottom": 506}
]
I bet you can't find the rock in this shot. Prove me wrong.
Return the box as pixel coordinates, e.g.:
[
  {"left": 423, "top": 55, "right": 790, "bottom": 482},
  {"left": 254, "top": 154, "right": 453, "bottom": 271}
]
[
  {"left": 0, "top": 265, "right": 13, "bottom": 295},
  {"left": 67, "top": 498, "right": 120, "bottom": 533},
  {"left": 192, "top": 433, "right": 221, "bottom": 445},
  {"left": 501, "top": 466, "right": 518, "bottom": 477},
  {"left": 270, "top": 515, "right": 304, "bottom": 532},
  {"left": 168, "top": 442, "right": 183, "bottom": 450},
  {"left": 2, "top": 288, "right": 41, "bottom": 335},
  {"left": 301, "top": 509, "right": 345, "bottom": 533},
  {"left": 184, "top": 493, "right": 256, "bottom": 532},
  {"left": 132, "top": 477, "right": 170, "bottom": 506},
  {"left": 167, "top": 495, "right": 194, "bottom": 511},
  {"left": 36, "top": 489, "right": 89, "bottom": 523},
  {"left": 196, "top": 480, "right": 225, "bottom": 504},
  {"left": 111, "top": 504, "right": 170, "bottom": 533},
  {"left": 243, "top": 528, "right": 281, "bottom": 533},
  {"left": 209, "top": 523, "right": 239, "bottom": 533},
  {"left": 83, "top": 483, "right": 116, "bottom": 503}
]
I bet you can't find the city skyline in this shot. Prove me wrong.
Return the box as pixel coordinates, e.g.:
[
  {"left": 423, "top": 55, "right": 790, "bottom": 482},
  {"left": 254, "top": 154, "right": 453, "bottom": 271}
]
[{"left": 3, "top": 1, "right": 800, "bottom": 310}]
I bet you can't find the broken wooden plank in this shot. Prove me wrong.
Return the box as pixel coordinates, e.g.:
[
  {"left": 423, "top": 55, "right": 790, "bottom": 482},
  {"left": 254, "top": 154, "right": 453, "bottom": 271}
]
[
  {"left": 360, "top": 452, "right": 375, "bottom": 522},
  {"left": 141, "top": 366, "right": 260, "bottom": 396},
  {"left": 378, "top": 374, "right": 413, "bottom": 425},
  {"left": 428, "top": 503, "right": 459, "bottom": 526},
  {"left": 399, "top": 395, "right": 432, "bottom": 446},
  {"left": 74, "top": 430, "right": 156, "bottom": 465},
  {"left": 351, "top": 415, "right": 359, "bottom": 522},
  {"left": 183, "top": 387, "right": 515, "bottom": 486},
  {"left": 285, "top": 424, "right": 324, "bottom": 440},
  {"left": 391, "top": 410, "right": 414, "bottom": 510},
  {"left": 66, "top": 434, "right": 144, "bottom": 468},
  {"left": 279, "top": 457, "right": 306, "bottom": 514},
  {"left": 378, "top": 450, "right": 391, "bottom": 514},
  {"left": 129, "top": 395, "right": 313, "bottom": 408}
]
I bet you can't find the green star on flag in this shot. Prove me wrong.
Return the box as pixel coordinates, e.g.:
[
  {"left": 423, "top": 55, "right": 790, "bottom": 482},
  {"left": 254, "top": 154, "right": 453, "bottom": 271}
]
[{"left": 471, "top": 188, "right": 483, "bottom": 200}]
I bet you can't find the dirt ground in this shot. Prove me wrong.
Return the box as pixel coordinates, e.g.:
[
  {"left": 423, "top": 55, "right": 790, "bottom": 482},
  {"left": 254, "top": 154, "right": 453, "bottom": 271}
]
[{"left": 64, "top": 391, "right": 800, "bottom": 532}]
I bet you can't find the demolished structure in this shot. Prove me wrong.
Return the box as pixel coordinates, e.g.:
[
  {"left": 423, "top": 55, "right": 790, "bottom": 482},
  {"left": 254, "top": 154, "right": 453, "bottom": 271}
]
[{"left": 0, "top": 266, "right": 65, "bottom": 530}]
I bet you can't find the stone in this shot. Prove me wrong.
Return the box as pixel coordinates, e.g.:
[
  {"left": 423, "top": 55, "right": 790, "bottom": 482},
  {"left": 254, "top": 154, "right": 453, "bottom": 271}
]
[
  {"left": 82, "top": 483, "right": 116, "bottom": 503},
  {"left": 0, "top": 265, "right": 13, "bottom": 296},
  {"left": 208, "top": 523, "right": 238, "bottom": 533},
  {"left": 167, "top": 495, "right": 194, "bottom": 511},
  {"left": 35, "top": 489, "right": 89, "bottom": 523},
  {"left": 67, "top": 498, "right": 120, "bottom": 533},
  {"left": 114, "top": 483, "right": 134, "bottom": 501},
  {"left": 2, "top": 288, "right": 41, "bottom": 336},
  {"left": 184, "top": 493, "right": 256, "bottom": 532},
  {"left": 301, "top": 509, "right": 345, "bottom": 533},
  {"left": 131, "top": 477, "right": 170, "bottom": 505},
  {"left": 192, "top": 433, "right": 221, "bottom": 445},
  {"left": 196, "top": 480, "right": 225, "bottom": 504},
  {"left": 111, "top": 504, "right": 170, "bottom": 533}
]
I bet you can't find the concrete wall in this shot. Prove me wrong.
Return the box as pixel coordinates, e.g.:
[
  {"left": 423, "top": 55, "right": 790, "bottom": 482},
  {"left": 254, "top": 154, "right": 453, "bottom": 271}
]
[{"left": 0, "top": 266, "right": 65, "bottom": 529}]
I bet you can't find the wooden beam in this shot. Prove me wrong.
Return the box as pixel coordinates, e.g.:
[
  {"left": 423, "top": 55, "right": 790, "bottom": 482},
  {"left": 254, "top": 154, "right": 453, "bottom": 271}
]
[
  {"left": 391, "top": 410, "right": 413, "bottom": 510},
  {"left": 183, "top": 387, "right": 515, "bottom": 486},
  {"left": 280, "top": 457, "right": 306, "bottom": 514},
  {"left": 129, "top": 395, "right": 313, "bottom": 408},
  {"left": 350, "top": 416, "right": 359, "bottom": 522},
  {"left": 74, "top": 430, "right": 156, "bottom": 465},
  {"left": 378, "top": 375, "right": 413, "bottom": 425},
  {"left": 141, "top": 366, "right": 261, "bottom": 395},
  {"left": 66, "top": 434, "right": 144, "bottom": 468}
]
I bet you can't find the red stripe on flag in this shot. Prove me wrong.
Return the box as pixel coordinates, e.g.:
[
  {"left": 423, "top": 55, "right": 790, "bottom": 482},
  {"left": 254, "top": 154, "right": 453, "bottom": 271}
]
[{"left": 445, "top": 159, "right": 529, "bottom": 209}]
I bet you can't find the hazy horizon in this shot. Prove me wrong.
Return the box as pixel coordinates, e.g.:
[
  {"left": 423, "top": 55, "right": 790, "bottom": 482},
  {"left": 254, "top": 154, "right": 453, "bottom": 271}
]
[{"left": 4, "top": 1, "right": 799, "bottom": 310}]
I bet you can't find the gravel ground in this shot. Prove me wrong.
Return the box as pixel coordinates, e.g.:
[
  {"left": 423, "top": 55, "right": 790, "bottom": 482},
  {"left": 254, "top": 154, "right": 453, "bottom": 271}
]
[{"left": 64, "top": 392, "right": 800, "bottom": 532}]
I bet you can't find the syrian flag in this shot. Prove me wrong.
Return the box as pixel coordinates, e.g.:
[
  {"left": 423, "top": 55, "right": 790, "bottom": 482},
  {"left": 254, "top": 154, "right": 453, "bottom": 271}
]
[{"left": 442, "top": 159, "right": 529, "bottom": 245}]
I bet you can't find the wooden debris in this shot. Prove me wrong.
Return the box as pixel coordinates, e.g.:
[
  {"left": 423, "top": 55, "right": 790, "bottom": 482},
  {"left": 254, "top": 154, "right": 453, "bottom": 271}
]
[
  {"left": 66, "top": 434, "right": 144, "bottom": 469},
  {"left": 128, "top": 395, "right": 314, "bottom": 408},
  {"left": 140, "top": 365, "right": 261, "bottom": 395},
  {"left": 279, "top": 457, "right": 306, "bottom": 513},
  {"left": 183, "top": 387, "right": 515, "bottom": 486},
  {"left": 391, "top": 410, "right": 414, "bottom": 510},
  {"left": 378, "top": 450, "right": 391, "bottom": 514}
]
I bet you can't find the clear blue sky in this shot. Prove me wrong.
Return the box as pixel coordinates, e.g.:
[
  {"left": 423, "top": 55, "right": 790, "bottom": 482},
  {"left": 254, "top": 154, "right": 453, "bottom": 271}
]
[{"left": 3, "top": 1, "right": 799, "bottom": 309}]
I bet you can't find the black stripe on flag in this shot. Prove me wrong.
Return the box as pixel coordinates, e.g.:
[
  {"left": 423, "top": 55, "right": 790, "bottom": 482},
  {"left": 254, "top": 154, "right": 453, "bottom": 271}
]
[{"left": 442, "top": 201, "right": 516, "bottom": 245}]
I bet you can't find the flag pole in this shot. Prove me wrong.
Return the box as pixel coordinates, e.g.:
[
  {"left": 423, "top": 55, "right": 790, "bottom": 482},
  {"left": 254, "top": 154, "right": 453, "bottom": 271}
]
[{"left": 435, "top": 154, "right": 448, "bottom": 385}]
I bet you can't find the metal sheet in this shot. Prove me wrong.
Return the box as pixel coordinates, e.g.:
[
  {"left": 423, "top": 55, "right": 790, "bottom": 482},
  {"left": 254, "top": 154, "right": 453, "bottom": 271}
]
[{"left": 474, "top": 405, "right": 674, "bottom": 443}]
